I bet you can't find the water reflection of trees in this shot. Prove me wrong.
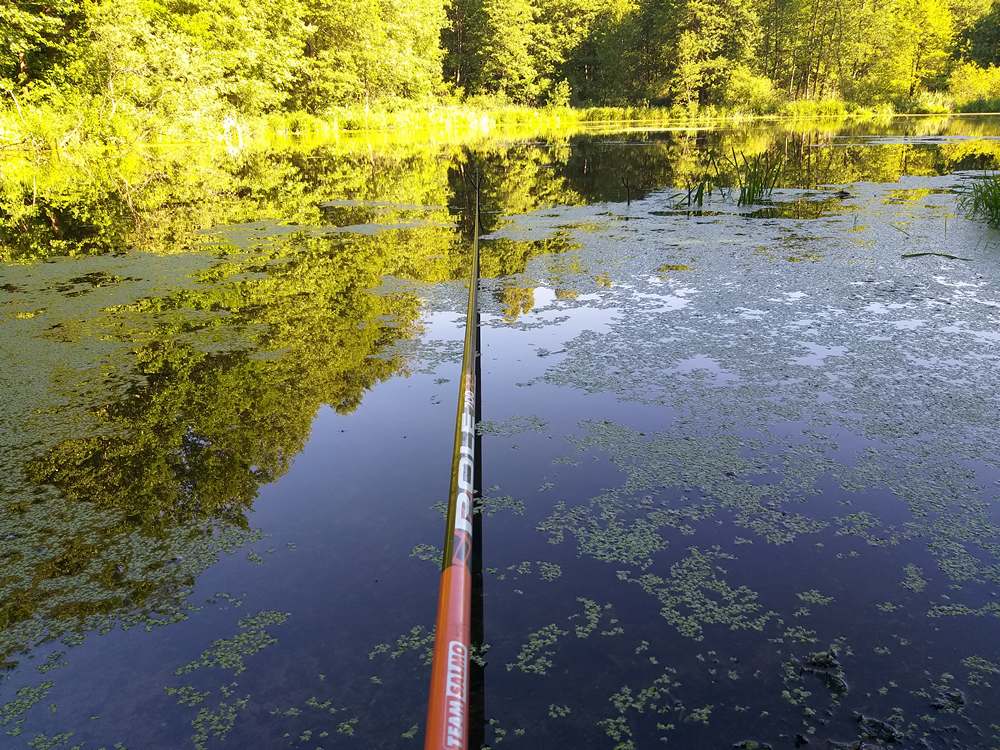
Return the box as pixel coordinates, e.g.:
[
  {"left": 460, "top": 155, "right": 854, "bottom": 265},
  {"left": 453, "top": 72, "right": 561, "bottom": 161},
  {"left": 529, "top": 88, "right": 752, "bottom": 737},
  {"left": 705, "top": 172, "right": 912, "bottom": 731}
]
[
  {"left": 2, "top": 115, "right": 999, "bottom": 669},
  {"left": 4, "top": 116, "right": 999, "bottom": 262},
  {"left": 0, "top": 140, "right": 582, "bottom": 667},
  {"left": 2, "top": 228, "right": 434, "bottom": 667}
]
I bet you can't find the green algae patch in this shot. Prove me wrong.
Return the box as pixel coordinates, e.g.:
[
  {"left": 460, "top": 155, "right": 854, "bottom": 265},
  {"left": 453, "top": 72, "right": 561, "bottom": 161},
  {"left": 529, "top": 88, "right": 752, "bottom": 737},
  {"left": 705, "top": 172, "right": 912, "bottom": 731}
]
[
  {"left": 796, "top": 590, "right": 834, "bottom": 606},
  {"left": 368, "top": 626, "right": 435, "bottom": 666},
  {"left": 901, "top": 564, "right": 929, "bottom": 593},
  {"left": 621, "top": 547, "right": 776, "bottom": 641},
  {"left": 477, "top": 415, "right": 548, "bottom": 436},
  {"left": 1, "top": 682, "right": 53, "bottom": 739},
  {"left": 175, "top": 610, "right": 289, "bottom": 677},
  {"left": 570, "top": 598, "right": 614, "bottom": 639},
  {"left": 507, "top": 624, "right": 568, "bottom": 675}
]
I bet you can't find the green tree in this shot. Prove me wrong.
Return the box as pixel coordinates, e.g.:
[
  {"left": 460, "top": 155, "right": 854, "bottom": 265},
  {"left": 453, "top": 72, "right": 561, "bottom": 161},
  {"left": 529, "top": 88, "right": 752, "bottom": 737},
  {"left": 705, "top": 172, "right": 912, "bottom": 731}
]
[
  {"left": 625, "top": 0, "right": 759, "bottom": 105},
  {"left": 671, "top": 0, "right": 760, "bottom": 106},
  {"left": 292, "top": 0, "right": 446, "bottom": 110},
  {"left": 531, "top": 0, "right": 603, "bottom": 101},
  {"left": 949, "top": 0, "right": 992, "bottom": 38},
  {"left": 565, "top": 0, "right": 641, "bottom": 104},
  {"left": 475, "top": 0, "right": 539, "bottom": 102},
  {"left": 964, "top": 0, "right": 1000, "bottom": 64},
  {"left": 0, "top": 1, "right": 82, "bottom": 86},
  {"left": 898, "top": 0, "right": 955, "bottom": 96},
  {"left": 442, "top": 0, "right": 482, "bottom": 90},
  {"left": 167, "top": 0, "right": 312, "bottom": 113}
]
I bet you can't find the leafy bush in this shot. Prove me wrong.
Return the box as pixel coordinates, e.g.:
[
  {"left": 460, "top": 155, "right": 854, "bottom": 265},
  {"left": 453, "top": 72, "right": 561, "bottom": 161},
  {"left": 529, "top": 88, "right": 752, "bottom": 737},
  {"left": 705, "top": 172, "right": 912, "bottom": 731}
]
[
  {"left": 948, "top": 63, "right": 1000, "bottom": 111},
  {"left": 723, "top": 66, "right": 783, "bottom": 114},
  {"left": 908, "top": 91, "right": 952, "bottom": 114},
  {"left": 546, "top": 80, "right": 573, "bottom": 108},
  {"left": 960, "top": 97, "right": 1000, "bottom": 113}
]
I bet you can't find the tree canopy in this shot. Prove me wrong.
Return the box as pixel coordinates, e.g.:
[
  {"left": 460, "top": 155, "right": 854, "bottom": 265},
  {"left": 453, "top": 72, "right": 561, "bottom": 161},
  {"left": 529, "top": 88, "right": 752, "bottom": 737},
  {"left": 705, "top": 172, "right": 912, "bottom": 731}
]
[{"left": 0, "top": 0, "right": 998, "bottom": 129}]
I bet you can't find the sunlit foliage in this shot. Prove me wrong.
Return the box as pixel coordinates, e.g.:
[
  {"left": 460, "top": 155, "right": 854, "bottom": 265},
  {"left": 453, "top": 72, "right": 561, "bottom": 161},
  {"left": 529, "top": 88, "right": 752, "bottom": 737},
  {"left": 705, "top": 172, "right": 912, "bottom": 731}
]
[{"left": 1, "top": 0, "right": 998, "bottom": 147}]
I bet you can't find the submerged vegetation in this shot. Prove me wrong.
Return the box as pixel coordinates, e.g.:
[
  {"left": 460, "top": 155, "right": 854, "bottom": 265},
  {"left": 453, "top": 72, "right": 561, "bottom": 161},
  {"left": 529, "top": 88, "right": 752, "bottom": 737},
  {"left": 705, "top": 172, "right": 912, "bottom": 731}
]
[
  {"left": 959, "top": 173, "right": 1000, "bottom": 227},
  {"left": 1, "top": 0, "right": 1000, "bottom": 150}
]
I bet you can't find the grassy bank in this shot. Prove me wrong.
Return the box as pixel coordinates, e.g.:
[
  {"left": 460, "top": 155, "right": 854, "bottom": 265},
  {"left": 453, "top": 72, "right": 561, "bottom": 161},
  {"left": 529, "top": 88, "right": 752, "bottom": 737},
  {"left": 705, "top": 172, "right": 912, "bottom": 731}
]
[
  {"left": 0, "top": 98, "right": 996, "bottom": 158},
  {"left": 0, "top": 102, "right": 893, "bottom": 153},
  {"left": 214, "top": 100, "right": 949, "bottom": 152}
]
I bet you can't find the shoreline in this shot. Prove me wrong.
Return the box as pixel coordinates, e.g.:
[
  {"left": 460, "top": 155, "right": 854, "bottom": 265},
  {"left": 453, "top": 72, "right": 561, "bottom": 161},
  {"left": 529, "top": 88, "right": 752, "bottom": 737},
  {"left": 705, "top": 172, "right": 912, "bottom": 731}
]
[{"left": 2, "top": 106, "right": 998, "bottom": 157}]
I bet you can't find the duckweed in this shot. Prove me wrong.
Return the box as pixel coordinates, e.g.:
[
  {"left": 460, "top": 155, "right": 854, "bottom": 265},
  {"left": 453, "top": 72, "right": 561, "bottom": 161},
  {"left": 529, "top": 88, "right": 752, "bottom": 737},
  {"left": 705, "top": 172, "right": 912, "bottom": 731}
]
[
  {"left": 621, "top": 547, "right": 775, "bottom": 641},
  {"left": 175, "top": 611, "right": 289, "bottom": 677},
  {"left": 901, "top": 564, "right": 929, "bottom": 593},
  {"left": 1, "top": 682, "right": 53, "bottom": 738},
  {"left": 796, "top": 590, "right": 834, "bottom": 606},
  {"left": 507, "top": 624, "right": 568, "bottom": 675}
]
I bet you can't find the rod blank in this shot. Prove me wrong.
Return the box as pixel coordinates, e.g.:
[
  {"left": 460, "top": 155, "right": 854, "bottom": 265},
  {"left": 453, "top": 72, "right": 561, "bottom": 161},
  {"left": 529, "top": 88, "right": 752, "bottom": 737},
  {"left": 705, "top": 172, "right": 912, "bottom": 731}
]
[{"left": 424, "top": 178, "right": 481, "bottom": 750}]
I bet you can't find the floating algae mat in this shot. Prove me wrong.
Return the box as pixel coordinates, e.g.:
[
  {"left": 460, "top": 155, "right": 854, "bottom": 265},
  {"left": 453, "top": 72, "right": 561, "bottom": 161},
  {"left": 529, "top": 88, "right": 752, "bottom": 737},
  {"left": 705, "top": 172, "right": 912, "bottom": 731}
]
[{"left": 2, "top": 116, "right": 1000, "bottom": 749}]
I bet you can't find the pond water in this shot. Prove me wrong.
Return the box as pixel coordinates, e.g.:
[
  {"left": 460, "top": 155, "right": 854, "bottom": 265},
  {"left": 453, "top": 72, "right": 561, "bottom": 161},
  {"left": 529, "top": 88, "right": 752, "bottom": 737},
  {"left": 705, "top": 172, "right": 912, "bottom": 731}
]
[{"left": 2, "top": 115, "right": 1000, "bottom": 750}]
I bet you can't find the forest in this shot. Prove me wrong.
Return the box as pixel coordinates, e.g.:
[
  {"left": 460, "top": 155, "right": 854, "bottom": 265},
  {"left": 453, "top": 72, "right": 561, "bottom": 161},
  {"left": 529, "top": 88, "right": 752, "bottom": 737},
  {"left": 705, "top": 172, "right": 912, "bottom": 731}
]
[{"left": 1, "top": 0, "right": 1000, "bottom": 145}]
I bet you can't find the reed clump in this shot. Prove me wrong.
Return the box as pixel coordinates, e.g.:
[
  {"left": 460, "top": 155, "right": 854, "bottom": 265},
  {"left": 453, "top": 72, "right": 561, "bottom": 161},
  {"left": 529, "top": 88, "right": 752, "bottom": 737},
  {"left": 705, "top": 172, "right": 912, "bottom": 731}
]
[
  {"left": 958, "top": 174, "right": 1000, "bottom": 228},
  {"left": 732, "top": 150, "right": 784, "bottom": 206}
]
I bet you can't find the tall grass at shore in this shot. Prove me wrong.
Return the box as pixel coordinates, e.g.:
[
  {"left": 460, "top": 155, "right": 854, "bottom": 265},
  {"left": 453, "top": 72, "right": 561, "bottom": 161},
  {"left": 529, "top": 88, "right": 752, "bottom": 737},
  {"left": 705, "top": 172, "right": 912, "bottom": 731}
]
[
  {"left": 959, "top": 174, "right": 1000, "bottom": 228},
  {"left": 0, "top": 98, "right": 906, "bottom": 156}
]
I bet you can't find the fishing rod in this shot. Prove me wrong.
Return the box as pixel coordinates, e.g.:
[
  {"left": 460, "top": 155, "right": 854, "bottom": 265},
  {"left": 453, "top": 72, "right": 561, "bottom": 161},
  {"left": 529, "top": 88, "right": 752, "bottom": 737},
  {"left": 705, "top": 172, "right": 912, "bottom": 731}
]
[{"left": 424, "top": 172, "right": 482, "bottom": 750}]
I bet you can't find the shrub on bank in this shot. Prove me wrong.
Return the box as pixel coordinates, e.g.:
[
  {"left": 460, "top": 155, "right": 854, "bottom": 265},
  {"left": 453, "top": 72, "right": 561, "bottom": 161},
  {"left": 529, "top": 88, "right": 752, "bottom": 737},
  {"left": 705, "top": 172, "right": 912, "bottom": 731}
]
[
  {"left": 949, "top": 63, "right": 1000, "bottom": 112},
  {"left": 779, "top": 99, "right": 849, "bottom": 118},
  {"left": 908, "top": 91, "right": 953, "bottom": 114},
  {"left": 723, "top": 66, "right": 783, "bottom": 115}
]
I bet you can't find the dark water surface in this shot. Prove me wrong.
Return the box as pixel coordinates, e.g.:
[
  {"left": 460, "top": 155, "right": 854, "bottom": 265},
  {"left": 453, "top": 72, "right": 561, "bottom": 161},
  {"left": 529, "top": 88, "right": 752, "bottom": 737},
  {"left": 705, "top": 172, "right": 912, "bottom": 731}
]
[{"left": 2, "top": 116, "right": 1000, "bottom": 749}]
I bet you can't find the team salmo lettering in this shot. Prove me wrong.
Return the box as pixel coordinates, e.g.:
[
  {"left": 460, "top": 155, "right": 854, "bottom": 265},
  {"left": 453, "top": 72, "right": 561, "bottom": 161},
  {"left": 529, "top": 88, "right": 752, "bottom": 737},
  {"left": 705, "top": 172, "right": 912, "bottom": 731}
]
[{"left": 445, "top": 641, "right": 468, "bottom": 747}]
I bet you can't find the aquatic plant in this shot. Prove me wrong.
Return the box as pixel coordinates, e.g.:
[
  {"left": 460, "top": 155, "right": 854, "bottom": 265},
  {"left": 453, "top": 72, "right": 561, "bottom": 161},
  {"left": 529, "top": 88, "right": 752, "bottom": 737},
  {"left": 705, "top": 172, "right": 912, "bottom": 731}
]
[
  {"left": 732, "top": 149, "right": 784, "bottom": 206},
  {"left": 676, "top": 178, "right": 714, "bottom": 208},
  {"left": 507, "top": 623, "right": 567, "bottom": 675},
  {"left": 671, "top": 158, "right": 730, "bottom": 209},
  {"left": 958, "top": 174, "right": 1000, "bottom": 228}
]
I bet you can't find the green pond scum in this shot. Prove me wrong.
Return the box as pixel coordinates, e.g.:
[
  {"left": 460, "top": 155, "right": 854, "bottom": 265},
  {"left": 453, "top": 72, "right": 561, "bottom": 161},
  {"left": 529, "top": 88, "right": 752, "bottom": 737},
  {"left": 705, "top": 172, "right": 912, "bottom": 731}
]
[{"left": 2, "top": 116, "right": 1000, "bottom": 748}]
